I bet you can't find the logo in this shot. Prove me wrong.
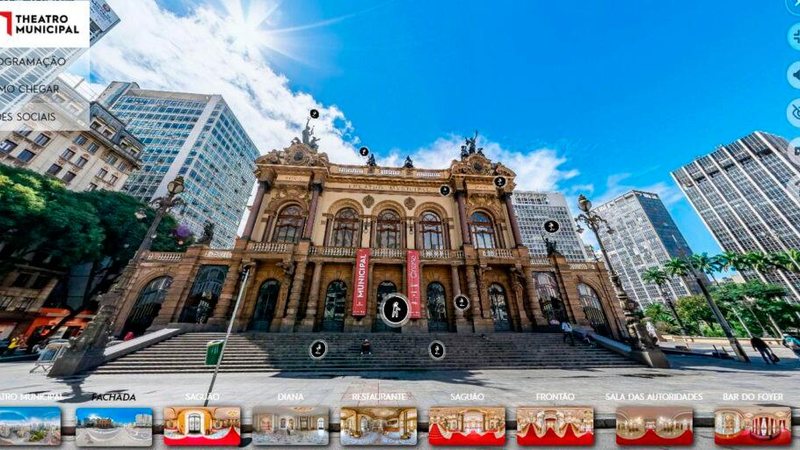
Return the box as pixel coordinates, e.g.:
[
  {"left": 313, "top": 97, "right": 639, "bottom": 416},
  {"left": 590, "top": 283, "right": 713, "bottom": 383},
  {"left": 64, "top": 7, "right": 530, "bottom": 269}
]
[
  {"left": 0, "top": 11, "right": 11, "bottom": 36},
  {"left": 0, "top": 2, "right": 90, "bottom": 49}
]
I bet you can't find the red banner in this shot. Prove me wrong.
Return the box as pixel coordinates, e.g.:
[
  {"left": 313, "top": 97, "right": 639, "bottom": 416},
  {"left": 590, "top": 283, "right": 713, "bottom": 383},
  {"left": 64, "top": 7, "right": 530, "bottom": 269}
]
[
  {"left": 406, "top": 250, "right": 421, "bottom": 318},
  {"left": 352, "top": 248, "right": 370, "bottom": 316}
]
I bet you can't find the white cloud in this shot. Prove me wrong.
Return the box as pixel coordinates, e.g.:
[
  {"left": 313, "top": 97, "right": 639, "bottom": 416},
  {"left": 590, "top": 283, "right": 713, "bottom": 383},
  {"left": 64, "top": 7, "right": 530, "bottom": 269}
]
[
  {"left": 593, "top": 172, "right": 683, "bottom": 207},
  {"left": 382, "top": 134, "right": 580, "bottom": 191},
  {"left": 74, "top": 0, "right": 362, "bottom": 164}
]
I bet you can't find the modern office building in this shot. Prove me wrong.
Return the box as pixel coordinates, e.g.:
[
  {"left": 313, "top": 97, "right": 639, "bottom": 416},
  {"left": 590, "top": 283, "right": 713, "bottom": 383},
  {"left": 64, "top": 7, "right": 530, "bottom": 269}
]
[
  {"left": 672, "top": 131, "right": 800, "bottom": 302},
  {"left": 511, "top": 191, "right": 589, "bottom": 262},
  {"left": 97, "top": 82, "right": 260, "bottom": 248},
  {"left": 0, "top": 0, "right": 120, "bottom": 115},
  {"left": 591, "top": 190, "right": 702, "bottom": 307},
  {"left": 0, "top": 76, "right": 143, "bottom": 191}
]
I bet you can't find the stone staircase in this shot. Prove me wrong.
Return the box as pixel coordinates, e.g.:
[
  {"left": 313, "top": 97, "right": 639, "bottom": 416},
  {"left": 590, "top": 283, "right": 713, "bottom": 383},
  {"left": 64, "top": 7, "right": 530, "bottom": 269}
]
[{"left": 92, "top": 332, "right": 641, "bottom": 374}]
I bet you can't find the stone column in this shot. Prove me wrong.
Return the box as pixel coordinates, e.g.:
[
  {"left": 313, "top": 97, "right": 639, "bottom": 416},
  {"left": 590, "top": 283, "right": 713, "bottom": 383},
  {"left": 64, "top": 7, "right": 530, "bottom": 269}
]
[
  {"left": 298, "top": 262, "right": 323, "bottom": 331},
  {"left": 280, "top": 260, "right": 308, "bottom": 332},
  {"left": 455, "top": 191, "right": 471, "bottom": 245},
  {"left": 451, "top": 265, "right": 470, "bottom": 333},
  {"left": 466, "top": 266, "right": 492, "bottom": 332},
  {"left": 303, "top": 183, "right": 322, "bottom": 240},
  {"left": 502, "top": 193, "right": 523, "bottom": 247},
  {"left": 511, "top": 278, "right": 533, "bottom": 331},
  {"left": 243, "top": 181, "right": 268, "bottom": 239}
]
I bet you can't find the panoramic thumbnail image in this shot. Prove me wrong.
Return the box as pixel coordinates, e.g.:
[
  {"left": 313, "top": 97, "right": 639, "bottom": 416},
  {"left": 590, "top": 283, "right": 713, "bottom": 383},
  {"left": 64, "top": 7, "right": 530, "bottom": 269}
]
[
  {"left": 339, "top": 407, "right": 417, "bottom": 446},
  {"left": 714, "top": 407, "right": 792, "bottom": 446},
  {"left": 616, "top": 406, "right": 693, "bottom": 446},
  {"left": 428, "top": 406, "right": 505, "bottom": 446},
  {"left": 516, "top": 406, "right": 594, "bottom": 446},
  {"left": 252, "top": 406, "right": 329, "bottom": 446},
  {"left": 162, "top": 407, "right": 240, "bottom": 447},
  {"left": 75, "top": 408, "right": 152, "bottom": 447},
  {"left": 0, "top": 407, "right": 60, "bottom": 446}
]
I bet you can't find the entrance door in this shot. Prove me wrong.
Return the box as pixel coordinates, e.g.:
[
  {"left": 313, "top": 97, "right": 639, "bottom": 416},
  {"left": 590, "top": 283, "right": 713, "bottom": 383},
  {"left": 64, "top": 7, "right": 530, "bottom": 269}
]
[
  {"left": 426, "top": 282, "right": 449, "bottom": 332},
  {"left": 373, "top": 281, "right": 400, "bottom": 332},
  {"left": 577, "top": 283, "right": 611, "bottom": 337},
  {"left": 250, "top": 279, "right": 280, "bottom": 331},
  {"left": 123, "top": 276, "right": 172, "bottom": 336},
  {"left": 187, "top": 414, "right": 202, "bottom": 434},
  {"left": 489, "top": 283, "right": 511, "bottom": 332},
  {"left": 321, "top": 281, "right": 346, "bottom": 332}
]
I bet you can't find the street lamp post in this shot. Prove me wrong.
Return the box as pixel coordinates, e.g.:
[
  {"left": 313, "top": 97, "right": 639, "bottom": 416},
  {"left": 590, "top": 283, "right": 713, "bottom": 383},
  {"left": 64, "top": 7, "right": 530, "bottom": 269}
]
[
  {"left": 575, "top": 194, "right": 670, "bottom": 368},
  {"left": 48, "top": 177, "right": 186, "bottom": 377}
]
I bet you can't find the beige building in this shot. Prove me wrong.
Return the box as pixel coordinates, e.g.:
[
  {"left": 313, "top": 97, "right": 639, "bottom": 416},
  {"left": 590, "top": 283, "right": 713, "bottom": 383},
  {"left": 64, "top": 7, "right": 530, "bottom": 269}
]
[
  {"left": 112, "top": 136, "right": 626, "bottom": 338},
  {"left": 0, "top": 79, "right": 143, "bottom": 192}
]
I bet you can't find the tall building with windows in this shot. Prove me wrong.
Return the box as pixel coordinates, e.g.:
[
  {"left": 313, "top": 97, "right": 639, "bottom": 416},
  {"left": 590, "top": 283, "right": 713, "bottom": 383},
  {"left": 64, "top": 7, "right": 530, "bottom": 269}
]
[
  {"left": 96, "top": 82, "right": 260, "bottom": 248},
  {"left": 0, "top": 0, "right": 120, "bottom": 115},
  {"left": 511, "top": 191, "right": 589, "bottom": 262},
  {"left": 672, "top": 131, "right": 800, "bottom": 302},
  {"left": 592, "top": 190, "right": 702, "bottom": 307},
  {"left": 0, "top": 76, "right": 143, "bottom": 192}
]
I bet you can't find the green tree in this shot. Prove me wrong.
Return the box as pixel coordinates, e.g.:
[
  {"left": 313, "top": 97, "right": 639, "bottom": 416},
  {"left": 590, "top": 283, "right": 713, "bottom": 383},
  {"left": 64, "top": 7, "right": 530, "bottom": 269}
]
[
  {"left": 643, "top": 303, "right": 678, "bottom": 334},
  {"left": 690, "top": 252, "right": 722, "bottom": 284},
  {"left": 641, "top": 266, "right": 687, "bottom": 334}
]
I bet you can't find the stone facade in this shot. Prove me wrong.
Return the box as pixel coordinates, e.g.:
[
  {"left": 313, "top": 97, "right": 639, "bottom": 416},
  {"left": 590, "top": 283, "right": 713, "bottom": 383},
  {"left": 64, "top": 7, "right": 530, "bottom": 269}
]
[{"left": 111, "top": 140, "right": 626, "bottom": 338}]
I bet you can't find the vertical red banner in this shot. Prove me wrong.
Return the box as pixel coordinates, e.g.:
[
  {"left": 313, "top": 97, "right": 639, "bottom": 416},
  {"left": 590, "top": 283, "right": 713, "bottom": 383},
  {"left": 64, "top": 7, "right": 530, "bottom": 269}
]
[
  {"left": 352, "top": 248, "right": 370, "bottom": 316},
  {"left": 407, "top": 250, "right": 421, "bottom": 318}
]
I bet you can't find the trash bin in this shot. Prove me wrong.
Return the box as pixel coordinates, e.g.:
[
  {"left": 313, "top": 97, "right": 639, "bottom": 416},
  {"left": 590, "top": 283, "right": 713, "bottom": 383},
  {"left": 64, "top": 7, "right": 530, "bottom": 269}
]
[{"left": 205, "top": 339, "right": 225, "bottom": 365}]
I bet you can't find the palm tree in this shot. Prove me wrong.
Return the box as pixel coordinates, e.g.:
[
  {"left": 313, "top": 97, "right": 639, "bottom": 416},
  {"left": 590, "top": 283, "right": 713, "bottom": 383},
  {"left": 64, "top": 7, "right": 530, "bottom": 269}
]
[
  {"left": 743, "top": 251, "right": 770, "bottom": 273},
  {"left": 690, "top": 252, "right": 722, "bottom": 284},
  {"left": 641, "top": 267, "right": 687, "bottom": 334},
  {"left": 662, "top": 256, "right": 750, "bottom": 362},
  {"left": 719, "top": 251, "right": 750, "bottom": 273},
  {"left": 784, "top": 249, "right": 800, "bottom": 273},
  {"left": 766, "top": 251, "right": 794, "bottom": 272}
]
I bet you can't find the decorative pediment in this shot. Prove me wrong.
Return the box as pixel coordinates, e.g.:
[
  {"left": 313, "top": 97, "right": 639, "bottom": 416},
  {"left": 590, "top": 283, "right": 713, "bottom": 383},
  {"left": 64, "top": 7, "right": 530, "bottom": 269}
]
[
  {"left": 256, "top": 141, "right": 330, "bottom": 168},
  {"left": 450, "top": 153, "right": 515, "bottom": 178}
]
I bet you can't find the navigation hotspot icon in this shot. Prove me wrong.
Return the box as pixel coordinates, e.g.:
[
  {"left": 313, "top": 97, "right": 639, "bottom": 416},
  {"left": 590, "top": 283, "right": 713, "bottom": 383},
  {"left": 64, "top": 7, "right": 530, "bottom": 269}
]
[
  {"left": 454, "top": 294, "right": 470, "bottom": 311},
  {"left": 309, "top": 339, "right": 328, "bottom": 360},
  {"left": 428, "top": 340, "right": 446, "bottom": 361},
  {"left": 493, "top": 176, "right": 507, "bottom": 188},
  {"left": 439, "top": 185, "right": 452, "bottom": 196},
  {"left": 359, "top": 146, "right": 370, "bottom": 157},
  {"left": 543, "top": 220, "right": 560, "bottom": 234},
  {"left": 379, "top": 293, "right": 411, "bottom": 328},
  {"left": 310, "top": 109, "right": 320, "bottom": 119}
]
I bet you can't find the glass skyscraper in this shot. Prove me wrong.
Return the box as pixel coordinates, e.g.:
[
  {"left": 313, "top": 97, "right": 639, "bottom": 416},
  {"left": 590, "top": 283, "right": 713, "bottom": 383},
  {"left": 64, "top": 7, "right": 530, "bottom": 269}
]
[
  {"left": 97, "top": 82, "right": 259, "bottom": 248},
  {"left": 512, "top": 191, "right": 589, "bottom": 262},
  {"left": 592, "top": 190, "right": 702, "bottom": 307},
  {"left": 672, "top": 131, "right": 800, "bottom": 302}
]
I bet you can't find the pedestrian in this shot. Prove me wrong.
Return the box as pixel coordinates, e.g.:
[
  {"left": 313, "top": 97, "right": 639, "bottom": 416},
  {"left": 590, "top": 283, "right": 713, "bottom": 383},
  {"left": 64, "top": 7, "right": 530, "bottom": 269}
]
[
  {"left": 561, "top": 321, "right": 575, "bottom": 346},
  {"left": 5, "top": 336, "right": 20, "bottom": 356},
  {"left": 360, "top": 338, "right": 372, "bottom": 355},
  {"left": 751, "top": 336, "right": 778, "bottom": 364}
]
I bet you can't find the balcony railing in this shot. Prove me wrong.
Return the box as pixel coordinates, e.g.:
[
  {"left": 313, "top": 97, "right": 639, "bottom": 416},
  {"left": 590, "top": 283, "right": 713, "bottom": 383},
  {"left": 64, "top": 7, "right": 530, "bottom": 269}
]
[
  {"left": 310, "top": 246, "right": 357, "bottom": 257},
  {"left": 247, "top": 242, "right": 290, "bottom": 253},
  {"left": 145, "top": 252, "right": 183, "bottom": 262},
  {"left": 530, "top": 257, "right": 551, "bottom": 266},
  {"left": 478, "top": 248, "right": 515, "bottom": 259},
  {"left": 329, "top": 165, "right": 449, "bottom": 179},
  {"left": 372, "top": 248, "right": 404, "bottom": 259},
  {"left": 420, "top": 249, "right": 465, "bottom": 260}
]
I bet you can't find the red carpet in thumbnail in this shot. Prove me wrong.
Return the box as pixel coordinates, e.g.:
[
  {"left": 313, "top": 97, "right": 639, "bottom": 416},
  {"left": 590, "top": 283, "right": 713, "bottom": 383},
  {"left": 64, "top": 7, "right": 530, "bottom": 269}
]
[
  {"left": 516, "top": 406, "right": 594, "bottom": 446},
  {"left": 162, "top": 407, "right": 241, "bottom": 447},
  {"left": 616, "top": 428, "right": 693, "bottom": 446},
  {"left": 714, "top": 407, "right": 792, "bottom": 446},
  {"left": 428, "top": 407, "right": 506, "bottom": 446},
  {"left": 163, "top": 426, "right": 240, "bottom": 446}
]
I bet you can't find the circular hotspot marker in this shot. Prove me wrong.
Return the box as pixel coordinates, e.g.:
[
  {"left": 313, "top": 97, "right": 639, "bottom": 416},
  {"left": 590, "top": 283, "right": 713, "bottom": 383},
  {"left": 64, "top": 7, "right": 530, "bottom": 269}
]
[
  {"left": 790, "top": 23, "right": 800, "bottom": 51},
  {"left": 788, "top": 62, "right": 800, "bottom": 89},
  {"left": 379, "top": 293, "right": 411, "bottom": 328},
  {"left": 428, "top": 340, "right": 446, "bottom": 361},
  {"left": 309, "top": 339, "right": 328, "bottom": 360},
  {"left": 453, "top": 294, "right": 470, "bottom": 311},
  {"left": 493, "top": 176, "right": 507, "bottom": 188},
  {"left": 359, "top": 146, "right": 370, "bottom": 157},
  {"left": 543, "top": 220, "right": 561, "bottom": 234},
  {"left": 788, "top": 137, "right": 800, "bottom": 167},
  {"left": 309, "top": 109, "right": 320, "bottom": 119},
  {"left": 439, "top": 185, "right": 452, "bottom": 196},
  {"left": 787, "top": 100, "right": 800, "bottom": 128}
]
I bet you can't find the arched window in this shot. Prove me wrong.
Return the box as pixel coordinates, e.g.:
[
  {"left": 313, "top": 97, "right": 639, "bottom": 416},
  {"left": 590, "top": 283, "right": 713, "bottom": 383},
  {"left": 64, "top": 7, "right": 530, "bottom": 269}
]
[
  {"left": 330, "top": 207, "right": 360, "bottom": 247},
  {"left": 535, "top": 272, "right": 567, "bottom": 324},
  {"left": 375, "top": 209, "right": 402, "bottom": 249},
  {"left": 374, "top": 281, "right": 400, "bottom": 332},
  {"left": 272, "top": 205, "right": 305, "bottom": 243},
  {"left": 180, "top": 265, "right": 228, "bottom": 324},
  {"left": 577, "top": 283, "right": 611, "bottom": 336},
  {"left": 321, "top": 280, "right": 347, "bottom": 332},
  {"left": 250, "top": 279, "right": 280, "bottom": 331},
  {"left": 426, "top": 282, "right": 448, "bottom": 331},
  {"left": 419, "top": 211, "right": 445, "bottom": 250},
  {"left": 123, "top": 276, "right": 172, "bottom": 336},
  {"left": 469, "top": 212, "right": 496, "bottom": 249},
  {"left": 488, "top": 283, "right": 510, "bottom": 331}
]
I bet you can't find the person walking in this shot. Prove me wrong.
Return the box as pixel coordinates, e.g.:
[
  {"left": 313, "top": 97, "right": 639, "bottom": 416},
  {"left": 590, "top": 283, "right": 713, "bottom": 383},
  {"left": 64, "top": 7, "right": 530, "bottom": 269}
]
[
  {"left": 561, "top": 321, "right": 575, "bottom": 346},
  {"left": 751, "top": 336, "right": 778, "bottom": 364}
]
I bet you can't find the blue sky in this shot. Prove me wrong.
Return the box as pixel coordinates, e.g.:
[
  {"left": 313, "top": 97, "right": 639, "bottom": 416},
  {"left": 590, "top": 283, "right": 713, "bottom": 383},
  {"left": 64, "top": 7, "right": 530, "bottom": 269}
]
[
  {"left": 76, "top": 408, "right": 151, "bottom": 425},
  {"left": 82, "top": 0, "right": 797, "bottom": 256}
]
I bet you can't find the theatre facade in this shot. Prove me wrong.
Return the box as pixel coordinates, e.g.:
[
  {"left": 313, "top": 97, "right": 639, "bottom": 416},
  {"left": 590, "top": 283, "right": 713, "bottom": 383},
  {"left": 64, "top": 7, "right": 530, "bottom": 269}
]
[{"left": 112, "top": 137, "right": 626, "bottom": 338}]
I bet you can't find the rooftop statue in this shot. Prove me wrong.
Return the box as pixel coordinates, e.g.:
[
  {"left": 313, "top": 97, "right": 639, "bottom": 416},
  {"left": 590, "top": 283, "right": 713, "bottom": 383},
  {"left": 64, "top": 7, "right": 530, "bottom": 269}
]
[
  {"left": 461, "top": 130, "right": 484, "bottom": 159},
  {"left": 301, "top": 118, "right": 320, "bottom": 150},
  {"left": 403, "top": 155, "right": 414, "bottom": 168}
]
